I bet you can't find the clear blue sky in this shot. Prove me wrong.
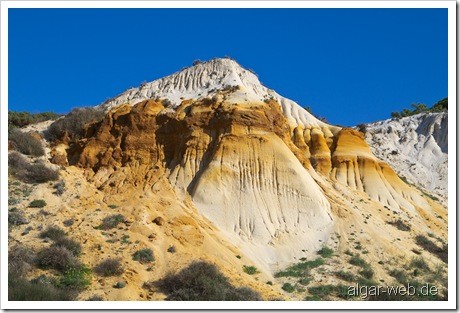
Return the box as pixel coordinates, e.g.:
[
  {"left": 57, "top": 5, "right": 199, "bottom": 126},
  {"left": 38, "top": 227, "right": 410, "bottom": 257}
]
[{"left": 8, "top": 8, "right": 447, "bottom": 126}]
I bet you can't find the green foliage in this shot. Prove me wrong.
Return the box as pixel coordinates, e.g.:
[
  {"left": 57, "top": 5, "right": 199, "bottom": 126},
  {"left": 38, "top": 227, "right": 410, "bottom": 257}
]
[
  {"left": 154, "top": 261, "right": 262, "bottom": 300},
  {"left": 114, "top": 281, "right": 126, "bottom": 289},
  {"left": 387, "top": 219, "right": 411, "bottom": 231},
  {"left": 409, "top": 257, "right": 430, "bottom": 272},
  {"left": 308, "top": 285, "right": 335, "bottom": 298},
  {"left": 39, "top": 226, "right": 66, "bottom": 241},
  {"left": 132, "top": 248, "right": 154, "bottom": 263},
  {"left": 415, "top": 235, "right": 447, "bottom": 263},
  {"left": 388, "top": 268, "right": 408, "bottom": 284},
  {"left": 317, "top": 246, "right": 334, "bottom": 258},
  {"left": 9, "top": 152, "right": 59, "bottom": 183},
  {"left": 97, "top": 214, "right": 125, "bottom": 230},
  {"left": 243, "top": 265, "right": 258, "bottom": 275},
  {"left": 359, "top": 268, "right": 375, "bottom": 279},
  {"left": 28, "top": 199, "right": 47, "bottom": 208},
  {"left": 8, "top": 245, "right": 34, "bottom": 276},
  {"left": 8, "top": 274, "right": 76, "bottom": 301},
  {"left": 58, "top": 265, "right": 92, "bottom": 290},
  {"left": 349, "top": 255, "right": 369, "bottom": 268},
  {"left": 282, "top": 283, "right": 295, "bottom": 293},
  {"left": 8, "top": 111, "right": 61, "bottom": 129},
  {"left": 335, "top": 270, "right": 355, "bottom": 282},
  {"left": 274, "top": 258, "right": 324, "bottom": 278},
  {"left": 35, "top": 246, "right": 79, "bottom": 272},
  {"left": 51, "top": 237, "right": 82, "bottom": 256},
  {"left": 45, "top": 107, "right": 105, "bottom": 141},
  {"left": 391, "top": 98, "right": 447, "bottom": 118},
  {"left": 8, "top": 210, "right": 28, "bottom": 227},
  {"left": 9, "top": 129, "right": 45, "bottom": 156},
  {"left": 94, "top": 258, "right": 124, "bottom": 277}
]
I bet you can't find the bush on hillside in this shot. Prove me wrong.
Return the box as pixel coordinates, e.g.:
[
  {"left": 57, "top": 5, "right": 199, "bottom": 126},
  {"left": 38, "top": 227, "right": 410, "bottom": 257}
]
[
  {"left": 154, "top": 261, "right": 262, "bottom": 301},
  {"left": 45, "top": 107, "right": 104, "bottom": 141},
  {"left": 8, "top": 111, "right": 61, "bottom": 129},
  {"left": 9, "top": 152, "right": 59, "bottom": 183},
  {"left": 9, "top": 129, "right": 45, "bottom": 156}
]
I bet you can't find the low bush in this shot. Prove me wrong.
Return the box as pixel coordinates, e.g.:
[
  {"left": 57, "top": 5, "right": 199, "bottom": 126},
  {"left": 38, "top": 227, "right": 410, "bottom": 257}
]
[
  {"left": 317, "top": 246, "right": 334, "bottom": 258},
  {"left": 8, "top": 111, "right": 61, "bottom": 128},
  {"left": 282, "top": 283, "right": 295, "bottom": 293},
  {"left": 409, "top": 257, "right": 430, "bottom": 272},
  {"left": 97, "top": 214, "right": 125, "bottom": 230},
  {"left": 243, "top": 265, "right": 258, "bottom": 275},
  {"left": 387, "top": 219, "right": 411, "bottom": 232},
  {"left": 154, "top": 261, "right": 262, "bottom": 300},
  {"left": 335, "top": 270, "right": 355, "bottom": 282},
  {"left": 52, "top": 237, "right": 82, "bottom": 256},
  {"left": 8, "top": 274, "right": 76, "bottom": 301},
  {"left": 359, "top": 268, "right": 374, "bottom": 279},
  {"left": 8, "top": 210, "right": 28, "bottom": 227},
  {"left": 9, "top": 152, "right": 59, "bottom": 183},
  {"left": 308, "top": 285, "right": 335, "bottom": 298},
  {"left": 9, "top": 129, "right": 45, "bottom": 157},
  {"left": 274, "top": 258, "right": 324, "bottom": 278},
  {"left": 29, "top": 199, "right": 47, "bottom": 208},
  {"left": 35, "top": 246, "right": 79, "bottom": 272},
  {"left": 349, "top": 255, "right": 369, "bottom": 268},
  {"left": 388, "top": 269, "right": 408, "bottom": 284},
  {"left": 45, "top": 107, "right": 104, "bottom": 141},
  {"left": 94, "top": 258, "right": 124, "bottom": 277},
  {"left": 415, "top": 235, "right": 447, "bottom": 263},
  {"left": 58, "top": 265, "right": 92, "bottom": 290},
  {"left": 39, "top": 226, "right": 66, "bottom": 241},
  {"left": 132, "top": 248, "right": 154, "bottom": 264},
  {"left": 8, "top": 245, "right": 34, "bottom": 277}
]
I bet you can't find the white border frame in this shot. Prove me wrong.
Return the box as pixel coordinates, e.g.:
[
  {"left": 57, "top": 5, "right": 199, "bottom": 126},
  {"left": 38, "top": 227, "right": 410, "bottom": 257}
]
[{"left": 1, "top": 1, "right": 456, "bottom": 310}]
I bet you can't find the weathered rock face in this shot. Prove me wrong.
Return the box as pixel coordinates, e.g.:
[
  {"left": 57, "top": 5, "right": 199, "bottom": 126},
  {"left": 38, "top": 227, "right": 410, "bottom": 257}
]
[
  {"left": 364, "top": 112, "right": 448, "bottom": 203},
  {"left": 48, "top": 58, "right": 446, "bottom": 273}
]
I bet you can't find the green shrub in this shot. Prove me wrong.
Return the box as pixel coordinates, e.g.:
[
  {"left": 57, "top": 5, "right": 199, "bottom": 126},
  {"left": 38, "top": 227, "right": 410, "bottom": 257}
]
[
  {"left": 359, "top": 268, "right": 374, "bottom": 279},
  {"left": 114, "top": 281, "right": 126, "bottom": 289},
  {"left": 349, "top": 255, "right": 369, "bottom": 268},
  {"left": 9, "top": 152, "right": 59, "bottom": 183},
  {"left": 35, "top": 246, "right": 79, "bottom": 272},
  {"left": 8, "top": 274, "right": 75, "bottom": 301},
  {"left": 243, "top": 265, "right": 258, "bottom": 275},
  {"left": 8, "top": 210, "right": 28, "bottom": 227},
  {"left": 97, "top": 214, "right": 125, "bottom": 230},
  {"left": 388, "top": 269, "right": 408, "bottom": 284},
  {"left": 94, "top": 258, "right": 124, "bottom": 276},
  {"left": 335, "top": 270, "right": 355, "bottom": 282},
  {"left": 308, "top": 285, "right": 335, "bottom": 298},
  {"left": 39, "top": 226, "right": 66, "bottom": 241},
  {"left": 58, "top": 265, "right": 92, "bottom": 290},
  {"left": 28, "top": 199, "right": 47, "bottom": 208},
  {"left": 154, "top": 261, "right": 262, "bottom": 300},
  {"left": 9, "top": 129, "right": 45, "bottom": 156},
  {"left": 387, "top": 219, "right": 411, "bottom": 231},
  {"left": 132, "top": 248, "right": 154, "bottom": 264},
  {"left": 409, "top": 257, "right": 430, "bottom": 272},
  {"left": 282, "top": 283, "right": 295, "bottom": 293},
  {"left": 317, "top": 246, "right": 334, "bottom": 258},
  {"left": 45, "top": 107, "right": 104, "bottom": 141},
  {"left": 415, "top": 235, "right": 447, "bottom": 263},
  {"left": 51, "top": 237, "right": 82, "bottom": 256},
  {"left": 8, "top": 245, "right": 34, "bottom": 277},
  {"left": 8, "top": 111, "right": 61, "bottom": 128},
  {"left": 275, "top": 258, "right": 324, "bottom": 278}
]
